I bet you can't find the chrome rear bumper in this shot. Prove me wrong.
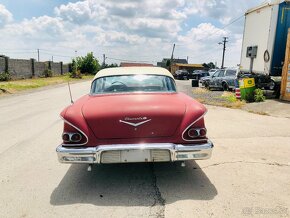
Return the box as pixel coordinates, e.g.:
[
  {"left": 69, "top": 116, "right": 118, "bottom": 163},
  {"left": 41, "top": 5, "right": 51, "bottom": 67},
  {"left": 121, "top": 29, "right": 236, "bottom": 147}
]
[{"left": 56, "top": 141, "right": 213, "bottom": 164}]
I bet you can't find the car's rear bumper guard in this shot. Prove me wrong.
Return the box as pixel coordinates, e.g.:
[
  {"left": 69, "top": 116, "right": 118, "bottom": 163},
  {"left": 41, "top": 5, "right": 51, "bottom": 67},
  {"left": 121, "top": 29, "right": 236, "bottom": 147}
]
[{"left": 56, "top": 141, "right": 213, "bottom": 164}]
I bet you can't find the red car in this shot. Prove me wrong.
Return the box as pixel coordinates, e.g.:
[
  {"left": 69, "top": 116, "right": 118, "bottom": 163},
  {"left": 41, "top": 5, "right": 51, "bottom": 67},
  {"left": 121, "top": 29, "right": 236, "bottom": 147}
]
[{"left": 56, "top": 67, "right": 213, "bottom": 166}]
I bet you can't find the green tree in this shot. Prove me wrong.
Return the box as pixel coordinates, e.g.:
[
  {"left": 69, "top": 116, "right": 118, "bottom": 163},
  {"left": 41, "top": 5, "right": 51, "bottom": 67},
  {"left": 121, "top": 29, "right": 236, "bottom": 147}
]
[
  {"left": 76, "top": 52, "right": 100, "bottom": 75},
  {"left": 203, "top": 62, "right": 216, "bottom": 69}
]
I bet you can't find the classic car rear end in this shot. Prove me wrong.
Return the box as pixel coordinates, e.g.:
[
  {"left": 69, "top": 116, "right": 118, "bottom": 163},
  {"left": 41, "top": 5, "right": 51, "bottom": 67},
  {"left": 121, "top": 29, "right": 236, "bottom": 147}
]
[{"left": 56, "top": 67, "right": 213, "bottom": 165}]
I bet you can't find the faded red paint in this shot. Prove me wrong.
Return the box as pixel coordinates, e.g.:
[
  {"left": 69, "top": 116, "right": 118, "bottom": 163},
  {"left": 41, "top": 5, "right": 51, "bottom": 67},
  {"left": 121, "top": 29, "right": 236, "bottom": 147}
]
[{"left": 61, "top": 92, "right": 207, "bottom": 146}]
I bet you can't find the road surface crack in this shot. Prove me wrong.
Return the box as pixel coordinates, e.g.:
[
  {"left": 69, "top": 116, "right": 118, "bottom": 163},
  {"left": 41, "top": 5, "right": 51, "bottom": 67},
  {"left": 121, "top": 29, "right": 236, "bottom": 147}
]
[
  {"left": 195, "top": 161, "right": 289, "bottom": 169},
  {"left": 149, "top": 164, "right": 165, "bottom": 218}
]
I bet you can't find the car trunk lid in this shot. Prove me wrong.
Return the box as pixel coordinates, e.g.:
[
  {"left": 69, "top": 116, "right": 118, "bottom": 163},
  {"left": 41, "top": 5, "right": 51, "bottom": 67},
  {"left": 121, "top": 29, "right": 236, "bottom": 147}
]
[{"left": 82, "top": 93, "right": 185, "bottom": 139}]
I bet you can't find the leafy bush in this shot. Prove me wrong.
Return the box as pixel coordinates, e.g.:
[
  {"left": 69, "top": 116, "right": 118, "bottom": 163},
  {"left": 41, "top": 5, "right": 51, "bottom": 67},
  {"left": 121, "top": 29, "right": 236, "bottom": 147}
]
[
  {"left": 254, "top": 88, "right": 265, "bottom": 102},
  {"left": 69, "top": 59, "right": 82, "bottom": 78},
  {"left": 69, "top": 69, "right": 82, "bottom": 79},
  {"left": 0, "top": 71, "right": 11, "bottom": 81},
  {"left": 76, "top": 52, "right": 100, "bottom": 75},
  {"left": 43, "top": 69, "right": 53, "bottom": 77},
  {"left": 245, "top": 92, "right": 255, "bottom": 103}
]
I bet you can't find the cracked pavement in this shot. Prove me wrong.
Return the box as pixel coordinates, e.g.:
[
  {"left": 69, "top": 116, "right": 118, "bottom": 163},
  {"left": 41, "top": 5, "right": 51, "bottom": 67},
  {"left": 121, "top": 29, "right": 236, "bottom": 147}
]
[{"left": 0, "top": 80, "right": 289, "bottom": 218}]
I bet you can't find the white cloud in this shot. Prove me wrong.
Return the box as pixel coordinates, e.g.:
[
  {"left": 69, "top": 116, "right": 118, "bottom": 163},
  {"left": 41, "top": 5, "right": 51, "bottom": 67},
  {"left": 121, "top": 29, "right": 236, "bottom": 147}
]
[
  {"left": 174, "top": 23, "right": 231, "bottom": 65},
  {"left": 54, "top": 0, "right": 188, "bottom": 39},
  {"left": 55, "top": 1, "right": 93, "bottom": 24},
  {"left": 185, "top": 0, "right": 261, "bottom": 27},
  {"left": 0, "top": 0, "right": 265, "bottom": 66},
  {"left": 0, "top": 4, "right": 13, "bottom": 28}
]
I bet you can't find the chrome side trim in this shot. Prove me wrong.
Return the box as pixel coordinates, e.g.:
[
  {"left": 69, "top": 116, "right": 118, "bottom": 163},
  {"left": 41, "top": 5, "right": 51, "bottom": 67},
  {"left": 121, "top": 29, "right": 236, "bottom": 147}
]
[
  {"left": 181, "top": 110, "right": 208, "bottom": 142},
  {"left": 60, "top": 115, "right": 89, "bottom": 146}
]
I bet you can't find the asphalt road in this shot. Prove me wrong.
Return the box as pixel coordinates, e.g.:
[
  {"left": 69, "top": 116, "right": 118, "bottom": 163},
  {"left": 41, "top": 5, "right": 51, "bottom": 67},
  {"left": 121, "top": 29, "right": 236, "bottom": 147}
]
[{"left": 0, "top": 80, "right": 289, "bottom": 218}]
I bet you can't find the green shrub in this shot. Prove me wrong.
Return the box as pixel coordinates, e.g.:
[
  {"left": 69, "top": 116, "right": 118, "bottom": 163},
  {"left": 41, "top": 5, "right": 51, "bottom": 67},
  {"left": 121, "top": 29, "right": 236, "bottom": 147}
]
[
  {"left": 254, "top": 88, "right": 265, "bottom": 102},
  {"left": 75, "top": 52, "right": 100, "bottom": 75},
  {"left": 0, "top": 71, "right": 11, "bottom": 81},
  {"left": 43, "top": 69, "right": 53, "bottom": 77},
  {"left": 245, "top": 91, "right": 255, "bottom": 103},
  {"left": 69, "top": 69, "right": 82, "bottom": 79}
]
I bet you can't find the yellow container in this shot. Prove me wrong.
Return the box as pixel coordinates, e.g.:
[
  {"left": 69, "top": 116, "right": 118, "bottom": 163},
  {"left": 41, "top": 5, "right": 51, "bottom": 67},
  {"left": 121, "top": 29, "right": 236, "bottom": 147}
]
[
  {"left": 239, "top": 78, "right": 256, "bottom": 100},
  {"left": 244, "top": 78, "right": 255, "bottom": 88}
]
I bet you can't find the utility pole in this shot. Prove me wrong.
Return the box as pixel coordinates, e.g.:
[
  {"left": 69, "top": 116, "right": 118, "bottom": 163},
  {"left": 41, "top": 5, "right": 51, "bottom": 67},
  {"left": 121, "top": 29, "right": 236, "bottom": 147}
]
[
  {"left": 218, "top": 37, "right": 228, "bottom": 69},
  {"left": 52, "top": 56, "right": 53, "bottom": 62},
  {"left": 103, "top": 54, "right": 106, "bottom": 67},
  {"left": 170, "top": 43, "right": 175, "bottom": 73},
  {"left": 37, "top": 49, "right": 40, "bottom": 62}
]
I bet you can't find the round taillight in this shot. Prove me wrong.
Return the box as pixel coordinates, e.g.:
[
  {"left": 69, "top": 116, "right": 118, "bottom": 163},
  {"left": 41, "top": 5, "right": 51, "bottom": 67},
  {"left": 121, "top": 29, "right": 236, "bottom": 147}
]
[
  {"left": 62, "top": 133, "right": 70, "bottom": 142},
  {"left": 71, "top": 133, "right": 82, "bottom": 142},
  {"left": 200, "top": 128, "right": 207, "bottom": 136},
  {"left": 188, "top": 128, "right": 199, "bottom": 138}
]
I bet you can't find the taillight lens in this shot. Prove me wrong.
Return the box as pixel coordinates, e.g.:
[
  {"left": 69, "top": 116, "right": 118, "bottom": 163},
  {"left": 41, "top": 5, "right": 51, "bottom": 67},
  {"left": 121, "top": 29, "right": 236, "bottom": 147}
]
[
  {"left": 183, "top": 127, "right": 207, "bottom": 141},
  {"left": 188, "top": 128, "right": 199, "bottom": 138},
  {"left": 71, "top": 133, "right": 82, "bottom": 142},
  {"left": 62, "top": 132, "right": 83, "bottom": 144},
  {"left": 62, "top": 133, "right": 70, "bottom": 142}
]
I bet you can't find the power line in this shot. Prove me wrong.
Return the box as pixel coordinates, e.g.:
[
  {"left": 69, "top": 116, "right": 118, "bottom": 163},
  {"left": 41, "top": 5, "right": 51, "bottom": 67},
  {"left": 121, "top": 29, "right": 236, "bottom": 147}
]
[{"left": 41, "top": 51, "right": 73, "bottom": 58}]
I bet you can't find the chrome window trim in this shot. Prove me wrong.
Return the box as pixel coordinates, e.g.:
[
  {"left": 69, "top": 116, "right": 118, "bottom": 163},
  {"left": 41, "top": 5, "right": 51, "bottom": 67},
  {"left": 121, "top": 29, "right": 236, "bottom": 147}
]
[
  {"left": 60, "top": 116, "right": 89, "bottom": 146},
  {"left": 89, "top": 91, "right": 177, "bottom": 97},
  {"left": 182, "top": 110, "right": 208, "bottom": 142}
]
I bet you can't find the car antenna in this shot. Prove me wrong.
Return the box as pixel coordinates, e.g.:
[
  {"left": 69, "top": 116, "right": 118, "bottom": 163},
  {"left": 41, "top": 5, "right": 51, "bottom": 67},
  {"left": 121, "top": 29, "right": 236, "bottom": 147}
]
[{"left": 67, "top": 81, "right": 74, "bottom": 104}]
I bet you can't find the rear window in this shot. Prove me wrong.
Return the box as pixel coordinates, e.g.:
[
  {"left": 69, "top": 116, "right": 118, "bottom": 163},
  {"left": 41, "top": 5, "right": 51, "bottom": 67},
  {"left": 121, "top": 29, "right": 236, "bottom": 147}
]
[
  {"left": 226, "top": 70, "right": 236, "bottom": 76},
  {"left": 91, "top": 74, "right": 176, "bottom": 94}
]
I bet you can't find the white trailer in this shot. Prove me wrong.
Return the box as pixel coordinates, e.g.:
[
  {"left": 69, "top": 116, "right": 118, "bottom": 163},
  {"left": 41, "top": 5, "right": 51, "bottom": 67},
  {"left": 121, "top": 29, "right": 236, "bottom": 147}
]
[{"left": 240, "top": 0, "right": 290, "bottom": 79}]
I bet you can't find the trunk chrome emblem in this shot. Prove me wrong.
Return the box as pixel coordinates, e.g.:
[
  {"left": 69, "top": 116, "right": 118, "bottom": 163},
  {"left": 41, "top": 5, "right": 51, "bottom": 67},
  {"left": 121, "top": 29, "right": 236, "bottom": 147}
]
[{"left": 119, "top": 119, "right": 151, "bottom": 127}]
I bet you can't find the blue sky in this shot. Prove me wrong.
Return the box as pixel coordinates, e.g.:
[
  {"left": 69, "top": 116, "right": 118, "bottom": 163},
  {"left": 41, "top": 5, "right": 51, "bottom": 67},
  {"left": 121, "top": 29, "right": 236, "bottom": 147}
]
[
  {"left": 0, "top": 0, "right": 78, "bottom": 21},
  {"left": 0, "top": 0, "right": 263, "bottom": 66}
]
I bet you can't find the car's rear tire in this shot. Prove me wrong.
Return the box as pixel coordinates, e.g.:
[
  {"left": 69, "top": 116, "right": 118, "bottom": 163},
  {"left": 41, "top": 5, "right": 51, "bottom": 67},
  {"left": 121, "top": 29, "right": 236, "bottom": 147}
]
[{"left": 222, "top": 83, "right": 229, "bottom": 91}]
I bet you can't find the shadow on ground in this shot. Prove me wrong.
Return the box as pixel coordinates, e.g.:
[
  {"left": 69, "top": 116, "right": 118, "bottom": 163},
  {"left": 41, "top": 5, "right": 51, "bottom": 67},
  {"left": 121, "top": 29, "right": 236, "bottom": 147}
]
[{"left": 50, "top": 161, "right": 217, "bottom": 206}]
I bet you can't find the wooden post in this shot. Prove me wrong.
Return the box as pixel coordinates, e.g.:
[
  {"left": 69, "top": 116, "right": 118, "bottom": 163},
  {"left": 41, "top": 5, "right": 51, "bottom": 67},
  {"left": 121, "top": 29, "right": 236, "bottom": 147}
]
[{"left": 280, "top": 28, "right": 290, "bottom": 101}]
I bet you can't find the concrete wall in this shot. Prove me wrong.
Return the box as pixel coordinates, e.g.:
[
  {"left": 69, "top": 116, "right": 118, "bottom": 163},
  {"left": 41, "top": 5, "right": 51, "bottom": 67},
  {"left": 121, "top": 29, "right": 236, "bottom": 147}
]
[
  {"left": 63, "top": 64, "right": 70, "bottom": 74},
  {"left": 8, "top": 59, "right": 32, "bottom": 79},
  {"left": 0, "top": 56, "right": 70, "bottom": 80},
  {"left": 0, "top": 57, "right": 5, "bottom": 72},
  {"left": 34, "top": 61, "right": 46, "bottom": 77},
  {"left": 51, "top": 62, "right": 62, "bottom": 76}
]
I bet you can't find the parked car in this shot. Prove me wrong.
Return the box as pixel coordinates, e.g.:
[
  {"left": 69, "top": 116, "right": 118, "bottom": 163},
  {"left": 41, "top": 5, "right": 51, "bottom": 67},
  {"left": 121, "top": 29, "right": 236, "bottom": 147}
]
[
  {"left": 188, "top": 70, "right": 209, "bottom": 80},
  {"left": 56, "top": 67, "right": 213, "bottom": 167},
  {"left": 199, "top": 69, "right": 219, "bottom": 87},
  {"left": 205, "top": 68, "right": 238, "bottom": 91},
  {"left": 174, "top": 69, "right": 189, "bottom": 80}
]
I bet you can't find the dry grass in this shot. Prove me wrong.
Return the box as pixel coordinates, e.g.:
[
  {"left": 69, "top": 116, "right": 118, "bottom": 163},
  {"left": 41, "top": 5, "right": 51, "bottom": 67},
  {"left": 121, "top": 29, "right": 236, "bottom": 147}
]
[
  {"left": 0, "top": 74, "right": 94, "bottom": 95},
  {"left": 192, "top": 87, "right": 210, "bottom": 94},
  {"left": 194, "top": 98, "right": 206, "bottom": 104},
  {"left": 247, "top": 110, "right": 269, "bottom": 116},
  {"left": 192, "top": 89, "right": 246, "bottom": 109}
]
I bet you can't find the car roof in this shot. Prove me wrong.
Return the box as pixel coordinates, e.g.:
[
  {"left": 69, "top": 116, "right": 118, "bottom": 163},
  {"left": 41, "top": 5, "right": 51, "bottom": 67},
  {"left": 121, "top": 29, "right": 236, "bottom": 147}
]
[
  {"left": 224, "top": 68, "right": 238, "bottom": 71},
  {"left": 94, "top": 67, "right": 174, "bottom": 80}
]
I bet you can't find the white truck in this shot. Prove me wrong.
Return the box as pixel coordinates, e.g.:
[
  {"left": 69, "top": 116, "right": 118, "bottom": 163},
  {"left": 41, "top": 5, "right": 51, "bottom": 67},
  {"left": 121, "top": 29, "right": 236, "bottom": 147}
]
[{"left": 240, "top": 0, "right": 290, "bottom": 95}]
